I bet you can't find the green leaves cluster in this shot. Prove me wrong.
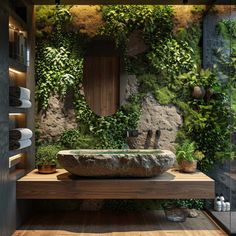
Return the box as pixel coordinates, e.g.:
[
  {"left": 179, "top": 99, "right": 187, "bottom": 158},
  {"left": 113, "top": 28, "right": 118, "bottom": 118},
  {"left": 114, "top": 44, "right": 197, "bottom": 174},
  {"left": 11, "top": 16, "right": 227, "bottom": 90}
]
[
  {"left": 162, "top": 199, "right": 204, "bottom": 210},
  {"left": 175, "top": 24, "right": 202, "bottom": 66},
  {"left": 35, "top": 7, "right": 84, "bottom": 109},
  {"left": 148, "top": 39, "right": 195, "bottom": 78},
  {"left": 36, "top": 144, "right": 61, "bottom": 166},
  {"left": 217, "top": 19, "right": 236, "bottom": 43},
  {"left": 74, "top": 94, "right": 141, "bottom": 148},
  {"left": 59, "top": 128, "right": 102, "bottom": 149},
  {"left": 36, "top": 45, "right": 83, "bottom": 108},
  {"left": 176, "top": 140, "right": 205, "bottom": 162},
  {"left": 100, "top": 5, "right": 173, "bottom": 47}
]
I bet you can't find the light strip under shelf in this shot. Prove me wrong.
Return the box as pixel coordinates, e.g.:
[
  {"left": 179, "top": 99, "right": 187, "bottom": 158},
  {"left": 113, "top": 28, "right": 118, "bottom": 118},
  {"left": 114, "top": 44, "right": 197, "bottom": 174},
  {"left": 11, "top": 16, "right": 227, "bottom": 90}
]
[
  {"left": 9, "top": 67, "right": 24, "bottom": 74},
  {"left": 9, "top": 113, "right": 25, "bottom": 116},
  {"left": 9, "top": 154, "right": 23, "bottom": 168}
]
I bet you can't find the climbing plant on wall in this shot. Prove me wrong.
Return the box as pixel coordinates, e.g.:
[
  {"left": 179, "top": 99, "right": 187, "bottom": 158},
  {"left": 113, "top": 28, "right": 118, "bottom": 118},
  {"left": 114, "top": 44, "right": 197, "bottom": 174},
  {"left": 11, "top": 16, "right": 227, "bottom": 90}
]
[
  {"left": 35, "top": 5, "right": 233, "bottom": 171},
  {"left": 34, "top": 4, "right": 236, "bottom": 210},
  {"left": 35, "top": 6, "right": 143, "bottom": 148}
]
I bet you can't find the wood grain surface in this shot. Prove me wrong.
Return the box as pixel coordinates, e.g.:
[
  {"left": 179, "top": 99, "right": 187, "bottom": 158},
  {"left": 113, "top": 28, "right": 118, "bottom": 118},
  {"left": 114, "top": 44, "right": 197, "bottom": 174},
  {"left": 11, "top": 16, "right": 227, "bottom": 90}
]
[
  {"left": 84, "top": 56, "right": 120, "bottom": 116},
  {"left": 16, "top": 169, "right": 215, "bottom": 199},
  {"left": 13, "top": 211, "right": 226, "bottom": 236}
]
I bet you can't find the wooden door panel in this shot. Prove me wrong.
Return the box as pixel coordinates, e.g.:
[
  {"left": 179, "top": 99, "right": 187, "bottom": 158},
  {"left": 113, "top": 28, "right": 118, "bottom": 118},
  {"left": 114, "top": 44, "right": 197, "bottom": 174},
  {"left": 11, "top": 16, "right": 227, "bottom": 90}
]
[{"left": 83, "top": 56, "right": 119, "bottom": 116}]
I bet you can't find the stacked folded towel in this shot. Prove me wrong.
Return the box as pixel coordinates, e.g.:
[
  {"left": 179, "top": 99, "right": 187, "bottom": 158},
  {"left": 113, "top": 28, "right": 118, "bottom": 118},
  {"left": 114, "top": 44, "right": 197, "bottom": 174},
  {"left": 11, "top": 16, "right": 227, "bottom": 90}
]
[
  {"left": 10, "top": 139, "right": 32, "bottom": 151},
  {"left": 9, "top": 86, "right": 31, "bottom": 108},
  {"left": 9, "top": 128, "right": 32, "bottom": 151}
]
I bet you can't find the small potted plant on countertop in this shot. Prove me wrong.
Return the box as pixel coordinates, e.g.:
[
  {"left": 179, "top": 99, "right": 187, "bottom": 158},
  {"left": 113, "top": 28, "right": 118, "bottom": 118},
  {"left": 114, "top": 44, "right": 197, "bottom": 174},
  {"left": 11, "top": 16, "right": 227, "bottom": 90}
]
[
  {"left": 176, "top": 140, "right": 205, "bottom": 173},
  {"left": 36, "top": 144, "right": 61, "bottom": 174}
]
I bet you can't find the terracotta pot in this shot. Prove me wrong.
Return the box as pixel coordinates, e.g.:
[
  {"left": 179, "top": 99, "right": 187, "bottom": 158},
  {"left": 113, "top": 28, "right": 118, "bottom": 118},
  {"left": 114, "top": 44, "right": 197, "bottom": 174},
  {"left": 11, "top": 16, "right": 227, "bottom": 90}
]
[
  {"left": 178, "top": 160, "right": 197, "bottom": 173},
  {"left": 192, "top": 86, "right": 205, "bottom": 99},
  {"left": 37, "top": 165, "right": 56, "bottom": 174}
]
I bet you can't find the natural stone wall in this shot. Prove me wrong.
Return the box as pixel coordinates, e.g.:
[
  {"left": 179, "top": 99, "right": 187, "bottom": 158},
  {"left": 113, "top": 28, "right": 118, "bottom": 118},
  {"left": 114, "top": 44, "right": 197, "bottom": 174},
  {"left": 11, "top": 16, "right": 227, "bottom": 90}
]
[
  {"left": 36, "top": 93, "right": 77, "bottom": 142},
  {"left": 128, "top": 94, "right": 182, "bottom": 152},
  {"left": 37, "top": 89, "right": 182, "bottom": 152},
  {"left": 122, "top": 74, "right": 138, "bottom": 103}
]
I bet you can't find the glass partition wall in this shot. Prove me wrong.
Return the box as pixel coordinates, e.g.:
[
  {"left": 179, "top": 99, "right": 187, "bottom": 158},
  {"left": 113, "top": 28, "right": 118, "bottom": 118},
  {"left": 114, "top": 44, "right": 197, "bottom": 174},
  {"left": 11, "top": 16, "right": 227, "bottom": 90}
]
[
  {"left": 204, "top": 4, "right": 236, "bottom": 235},
  {"left": 230, "top": 4, "right": 236, "bottom": 233}
]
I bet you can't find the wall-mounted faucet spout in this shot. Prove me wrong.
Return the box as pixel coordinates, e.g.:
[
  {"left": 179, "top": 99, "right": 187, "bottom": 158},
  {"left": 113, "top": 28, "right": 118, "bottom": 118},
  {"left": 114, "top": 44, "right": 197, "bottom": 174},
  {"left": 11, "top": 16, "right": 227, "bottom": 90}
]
[
  {"left": 125, "top": 130, "right": 142, "bottom": 138},
  {"left": 154, "top": 129, "right": 161, "bottom": 149}
]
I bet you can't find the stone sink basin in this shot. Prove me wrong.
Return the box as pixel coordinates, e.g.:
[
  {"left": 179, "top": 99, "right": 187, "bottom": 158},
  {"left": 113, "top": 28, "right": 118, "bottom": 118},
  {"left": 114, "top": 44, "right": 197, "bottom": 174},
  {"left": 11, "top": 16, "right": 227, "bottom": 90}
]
[{"left": 57, "top": 149, "right": 176, "bottom": 178}]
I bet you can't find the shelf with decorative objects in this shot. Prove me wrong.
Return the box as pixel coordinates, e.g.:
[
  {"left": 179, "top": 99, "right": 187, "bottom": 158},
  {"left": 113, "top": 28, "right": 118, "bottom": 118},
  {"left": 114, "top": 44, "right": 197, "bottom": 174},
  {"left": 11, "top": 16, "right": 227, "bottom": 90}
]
[{"left": 8, "top": 2, "right": 35, "bottom": 180}]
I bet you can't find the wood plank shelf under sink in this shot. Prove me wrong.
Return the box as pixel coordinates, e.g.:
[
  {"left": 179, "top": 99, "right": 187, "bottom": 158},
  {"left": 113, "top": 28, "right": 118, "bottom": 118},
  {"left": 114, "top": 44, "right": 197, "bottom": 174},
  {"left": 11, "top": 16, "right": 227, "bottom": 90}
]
[{"left": 16, "top": 168, "right": 215, "bottom": 200}]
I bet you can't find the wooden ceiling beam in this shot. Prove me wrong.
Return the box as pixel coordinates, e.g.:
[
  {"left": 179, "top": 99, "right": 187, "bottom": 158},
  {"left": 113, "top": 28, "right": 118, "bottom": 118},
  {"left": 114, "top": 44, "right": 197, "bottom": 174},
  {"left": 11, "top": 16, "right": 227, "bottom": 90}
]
[{"left": 32, "top": 0, "right": 235, "bottom": 5}]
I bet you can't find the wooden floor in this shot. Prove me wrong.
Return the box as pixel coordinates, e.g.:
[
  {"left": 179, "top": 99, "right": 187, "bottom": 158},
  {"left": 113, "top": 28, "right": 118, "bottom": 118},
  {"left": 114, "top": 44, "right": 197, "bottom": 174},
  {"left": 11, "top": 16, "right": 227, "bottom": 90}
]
[{"left": 13, "top": 211, "right": 226, "bottom": 236}]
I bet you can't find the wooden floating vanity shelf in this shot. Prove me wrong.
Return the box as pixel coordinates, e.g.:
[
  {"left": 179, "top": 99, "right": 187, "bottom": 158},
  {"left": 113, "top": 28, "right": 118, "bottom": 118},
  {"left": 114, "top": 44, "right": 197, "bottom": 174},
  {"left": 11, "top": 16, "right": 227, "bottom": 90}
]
[{"left": 16, "top": 169, "right": 215, "bottom": 199}]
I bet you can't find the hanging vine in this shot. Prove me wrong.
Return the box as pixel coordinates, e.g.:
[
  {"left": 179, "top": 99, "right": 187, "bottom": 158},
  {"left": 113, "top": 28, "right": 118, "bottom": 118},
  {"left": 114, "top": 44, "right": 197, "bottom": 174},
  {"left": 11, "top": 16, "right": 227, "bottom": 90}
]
[{"left": 35, "top": 5, "right": 233, "bottom": 170}]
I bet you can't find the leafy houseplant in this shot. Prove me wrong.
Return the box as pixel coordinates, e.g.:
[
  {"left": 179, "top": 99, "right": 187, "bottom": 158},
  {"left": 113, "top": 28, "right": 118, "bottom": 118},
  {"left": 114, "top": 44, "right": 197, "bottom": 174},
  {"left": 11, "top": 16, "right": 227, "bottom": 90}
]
[
  {"left": 176, "top": 140, "right": 205, "bottom": 173},
  {"left": 36, "top": 144, "right": 61, "bottom": 174}
]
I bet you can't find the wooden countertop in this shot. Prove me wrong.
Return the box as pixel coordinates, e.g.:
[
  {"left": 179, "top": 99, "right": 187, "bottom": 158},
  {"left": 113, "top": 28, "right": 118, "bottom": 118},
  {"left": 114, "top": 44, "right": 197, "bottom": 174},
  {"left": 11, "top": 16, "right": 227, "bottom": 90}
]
[{"left": 16, "top": 169, "right": 215, "bottom": 199}]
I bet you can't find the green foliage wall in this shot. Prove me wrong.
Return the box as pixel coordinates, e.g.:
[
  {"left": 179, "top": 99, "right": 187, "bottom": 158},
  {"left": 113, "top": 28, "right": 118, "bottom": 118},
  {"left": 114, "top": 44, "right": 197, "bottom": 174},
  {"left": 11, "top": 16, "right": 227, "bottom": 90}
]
[
  {"left": 35, "top": 6, "right": 234, "bottom": 210},
  {"left": 35, "top": 5, "right": 233, "bottom": 169}
]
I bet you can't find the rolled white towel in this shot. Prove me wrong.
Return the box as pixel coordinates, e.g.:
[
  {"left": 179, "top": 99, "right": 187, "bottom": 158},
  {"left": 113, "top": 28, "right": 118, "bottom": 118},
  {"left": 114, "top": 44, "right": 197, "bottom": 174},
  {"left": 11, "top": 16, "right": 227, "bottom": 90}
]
[
  {"left": 9, "top": 86, "right": 30, "bottom": 100},
  {"left": 9, "top": 139, "right": 32, "bottom": 151},
  {"left": 10, "top": 98, "right": 32, "bottom": 108},
  {"left": 10, "top": 128, "right": 33, "bottom": 141}
]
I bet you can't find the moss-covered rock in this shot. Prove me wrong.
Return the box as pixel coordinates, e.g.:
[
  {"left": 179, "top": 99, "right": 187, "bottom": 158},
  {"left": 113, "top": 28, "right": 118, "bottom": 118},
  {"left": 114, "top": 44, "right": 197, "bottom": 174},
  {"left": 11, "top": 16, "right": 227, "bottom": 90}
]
[
  {"left": 69, "top": 5, "right": 104, "bottom": 37},
  {"left": 173, "top": 5, "right": 205, "bottom": 33}
]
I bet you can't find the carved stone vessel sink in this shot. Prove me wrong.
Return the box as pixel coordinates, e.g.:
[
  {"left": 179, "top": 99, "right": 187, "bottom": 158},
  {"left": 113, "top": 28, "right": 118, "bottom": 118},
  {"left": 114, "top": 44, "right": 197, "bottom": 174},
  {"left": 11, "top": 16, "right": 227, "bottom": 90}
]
[{"left": 57, "top": 149, "right": 176, "bottom": 178}]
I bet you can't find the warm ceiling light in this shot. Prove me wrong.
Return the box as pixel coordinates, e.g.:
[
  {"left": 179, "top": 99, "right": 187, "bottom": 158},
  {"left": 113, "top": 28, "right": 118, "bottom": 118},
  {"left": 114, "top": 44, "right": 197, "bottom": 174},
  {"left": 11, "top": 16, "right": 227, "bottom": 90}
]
[{"left": 9, "top": 67, "right": 24, "bottom": 74}]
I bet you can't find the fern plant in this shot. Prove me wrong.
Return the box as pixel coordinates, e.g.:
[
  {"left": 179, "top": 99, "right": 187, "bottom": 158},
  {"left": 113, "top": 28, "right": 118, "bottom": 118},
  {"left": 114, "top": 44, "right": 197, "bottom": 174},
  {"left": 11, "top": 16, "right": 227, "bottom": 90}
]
[{"left": 176, "top": 140, "right": 205, "bottom": 162}]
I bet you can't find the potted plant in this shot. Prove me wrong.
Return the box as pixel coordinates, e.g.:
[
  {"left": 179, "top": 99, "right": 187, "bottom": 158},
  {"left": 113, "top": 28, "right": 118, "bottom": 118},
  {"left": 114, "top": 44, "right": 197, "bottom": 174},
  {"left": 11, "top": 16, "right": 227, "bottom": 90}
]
[
  {"left": 176, "top": 140, "right": 205, "bottom": 173},
  {"left": 36, "top": 144, "right": 60, "bottom": 174},
  {"left": 162, "top": 200, "right": 188, "bottom": 222}
]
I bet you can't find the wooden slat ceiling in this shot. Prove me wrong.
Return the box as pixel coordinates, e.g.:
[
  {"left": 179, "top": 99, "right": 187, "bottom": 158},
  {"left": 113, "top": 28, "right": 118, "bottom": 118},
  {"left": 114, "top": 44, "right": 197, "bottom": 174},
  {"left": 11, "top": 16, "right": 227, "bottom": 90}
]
[{"left": 32, "top": 0, "right": 235, "bottom": 5}]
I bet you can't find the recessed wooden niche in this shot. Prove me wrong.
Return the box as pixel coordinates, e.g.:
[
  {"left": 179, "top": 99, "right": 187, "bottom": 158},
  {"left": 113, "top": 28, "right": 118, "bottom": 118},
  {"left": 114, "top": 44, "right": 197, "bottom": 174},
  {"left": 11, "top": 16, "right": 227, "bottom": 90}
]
[{"left": 83, "top": 38, "right": 120, "bottom": 117}]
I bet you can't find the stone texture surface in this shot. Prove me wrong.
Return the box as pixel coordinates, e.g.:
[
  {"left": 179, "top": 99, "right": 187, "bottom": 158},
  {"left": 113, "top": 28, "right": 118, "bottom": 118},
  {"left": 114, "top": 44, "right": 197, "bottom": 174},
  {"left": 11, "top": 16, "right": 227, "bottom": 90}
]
[
  {"left": 37, "top": 94, "right": 77, "bottom": 142},
  {"left": 57, "top": 149, "right": 176, "bottom": 177},
  {"left": 187, "top": 209, "right": 199, "bottom": 218},
  {"left": 211, "top": 5, "right": 236, "bottom": 15},
  {"left": 173, "top": 5, "right": 205, "bottom": 33},
  {"left": 127, "top": 30, "right": 149, "bottom": 57},
  {"left": 69, "top": 5, "right": 104, "bottom": 37},
  {"left": 123, "top": 75, "right": 138, "bottom": 101},
  {"left": 128, "top": 95, "right": 182, "bottom": 152}
]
